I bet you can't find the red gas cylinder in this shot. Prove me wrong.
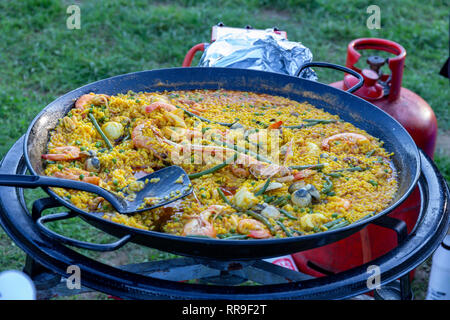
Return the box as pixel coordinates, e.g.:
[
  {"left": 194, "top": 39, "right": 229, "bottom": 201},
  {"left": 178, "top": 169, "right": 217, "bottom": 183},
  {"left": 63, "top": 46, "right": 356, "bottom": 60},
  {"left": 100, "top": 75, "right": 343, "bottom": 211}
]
[
  {"left": 330, "top": 38, "right": 438, "bottom": 157},
  {"left": 292, "top": 38, "right": 437, "bottom": 282}
]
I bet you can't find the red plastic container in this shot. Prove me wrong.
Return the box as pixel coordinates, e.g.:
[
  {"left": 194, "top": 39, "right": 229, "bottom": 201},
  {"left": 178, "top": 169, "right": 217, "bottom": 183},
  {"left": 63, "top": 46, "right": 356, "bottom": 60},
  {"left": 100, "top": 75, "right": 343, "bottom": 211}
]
[{"left": 292, "top": 38, "right": 437, "bottom": 279}]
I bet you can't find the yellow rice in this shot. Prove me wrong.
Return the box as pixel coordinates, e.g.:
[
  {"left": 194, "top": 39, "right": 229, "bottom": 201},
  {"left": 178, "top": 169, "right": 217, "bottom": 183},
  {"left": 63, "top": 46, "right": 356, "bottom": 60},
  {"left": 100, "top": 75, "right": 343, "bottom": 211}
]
[{"left": 43, "top": 89, "right": 398, "bottom": 239}]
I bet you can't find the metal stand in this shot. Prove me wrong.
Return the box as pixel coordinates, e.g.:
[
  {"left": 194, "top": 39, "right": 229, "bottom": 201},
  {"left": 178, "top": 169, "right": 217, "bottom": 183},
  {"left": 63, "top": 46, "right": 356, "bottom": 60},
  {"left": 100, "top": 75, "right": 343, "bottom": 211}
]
[
  {"left": 25, "top": 200, "right": 414, "bottom": 300},
  {"left": 372, "top": 216, "right": 412, "bottom": 300},
  {"left": 2, "top": 137, "right": 448, "bottom": 300}
]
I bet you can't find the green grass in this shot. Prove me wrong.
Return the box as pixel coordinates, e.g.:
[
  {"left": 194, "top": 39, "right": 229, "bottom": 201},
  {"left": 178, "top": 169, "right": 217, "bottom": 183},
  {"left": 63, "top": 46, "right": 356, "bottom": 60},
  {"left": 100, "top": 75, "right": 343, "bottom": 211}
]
[
  {"left": 0, "top": 0, "right": 448, "bottom": 299},
  {"left": 435, "top": 152, "right": 450, "bottom": 181}
]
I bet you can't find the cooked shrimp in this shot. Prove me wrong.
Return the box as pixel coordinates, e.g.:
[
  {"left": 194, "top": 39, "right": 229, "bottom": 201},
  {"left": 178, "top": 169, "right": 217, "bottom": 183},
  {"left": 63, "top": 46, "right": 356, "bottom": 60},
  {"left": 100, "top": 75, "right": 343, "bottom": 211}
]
[
  {"left": 42, "top": 146, "right": 81, "bottom": 161},
  {"left": 230, "top": 164, "right": 250, "bottom": 178},
  {"left": 154, "top": 133, "right": 292, "bottom": 178},
  {"left": 335, "top": 197, "right": 351, "bottom": 210},
  {"left": 321, "top": 132, "right": 369, "bottom": 151},
  {"left": 274, "top": 175, "right": 295, "bottom": 183},
  {"left": 182, "top": 205, "right": 224, "bottom": 237},
  {"left": 177, "top": 99, "right": 208, "bottom": 114},
  {"left": 237, "top": 219, "right": 271, "bottom": 239},
  {"left": 293, "top": 169, "right": 316, "bottom": 180},
  {"left": 162, "top": 127, "right": 203, "bottom": 144},
  {"left": 162, "top": 111, "right": 186, "bottom": 128},
  {"left": 61, "top": 116, "right": 76, "bottom": 132},
  {"left": 144, "top": 101, "right": 177, "bottom": 113},
  {"left": 178, "top": 98, "right": 204, "bottom": 109},
  {"left": 189, "top": 104, "right": 208, "bottom": 114},
  {"left": 75, "top": 93, "right": 109, "bottom": 111},
  {"left": 132, "top": 121, "right": 169, "bottom": 160},
  {"left": 248, "top": 162, "right": 291, "bottom": 180},
  {"left": 276, "top": 168, "right": 315, "bottom": 183},
  {"left": 53, "top": 168, "right": 101, "bottom": 185},
  {"left": 144, "top": 102, "right": 186, "bottom": 128}
]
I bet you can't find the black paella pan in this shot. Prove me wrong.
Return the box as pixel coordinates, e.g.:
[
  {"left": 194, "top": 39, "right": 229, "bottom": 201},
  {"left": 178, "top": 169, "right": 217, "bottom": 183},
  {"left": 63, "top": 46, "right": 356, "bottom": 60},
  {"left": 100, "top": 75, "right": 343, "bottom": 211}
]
[{"left": 23, "top": 65, "right": 421, "bottom": 260}]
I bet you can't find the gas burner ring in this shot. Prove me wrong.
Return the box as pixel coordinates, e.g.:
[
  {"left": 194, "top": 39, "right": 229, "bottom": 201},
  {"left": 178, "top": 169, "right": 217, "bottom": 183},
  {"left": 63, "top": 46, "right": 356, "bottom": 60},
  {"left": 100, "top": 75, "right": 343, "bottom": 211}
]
[{"left": 0, "top": 137, "right": 448, "bottom": 300}]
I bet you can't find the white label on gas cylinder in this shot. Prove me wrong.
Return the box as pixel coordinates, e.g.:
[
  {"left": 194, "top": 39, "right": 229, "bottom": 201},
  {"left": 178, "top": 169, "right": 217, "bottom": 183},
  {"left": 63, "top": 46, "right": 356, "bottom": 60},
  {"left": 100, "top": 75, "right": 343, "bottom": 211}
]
[{"left": 264, "top": 255, "right": 299, "bottom": 271}]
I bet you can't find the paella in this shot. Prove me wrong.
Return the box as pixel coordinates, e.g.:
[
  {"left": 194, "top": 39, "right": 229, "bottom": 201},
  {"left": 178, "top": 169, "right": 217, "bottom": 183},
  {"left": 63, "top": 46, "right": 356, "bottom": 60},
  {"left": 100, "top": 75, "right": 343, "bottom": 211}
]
[{"left": 42, "top": 89, "right": 398, "bottom": 239}]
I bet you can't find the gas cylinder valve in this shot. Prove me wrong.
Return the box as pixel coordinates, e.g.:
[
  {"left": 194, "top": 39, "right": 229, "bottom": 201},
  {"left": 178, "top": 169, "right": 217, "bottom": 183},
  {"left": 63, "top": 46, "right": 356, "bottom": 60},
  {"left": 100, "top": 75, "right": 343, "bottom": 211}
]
[{"left": 367, "top": 55, "right": 386, "bottom": 75}]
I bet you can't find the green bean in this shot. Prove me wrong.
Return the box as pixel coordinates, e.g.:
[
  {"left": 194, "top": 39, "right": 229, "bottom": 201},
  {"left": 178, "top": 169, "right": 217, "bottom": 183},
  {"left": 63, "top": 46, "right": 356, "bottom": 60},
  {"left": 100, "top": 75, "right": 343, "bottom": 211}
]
[
  {"left": 283, "top": 119, "right": 339, "bottom": 129},
  {"left": 188, "top": 153, "right": 237, "bottom": 179},
  {"left": 271, "top": 196, "right": 287, "bottom": 206},
  {"left": 185, "top": 235, "right": 215, "bottom": 239},
  {"left": 326, "top": 172, "right": 343, "bottom": 178},
  {"left": 366, "top": 150, "right": 376, "bottom": 157},
  {"left": 282, "top": 124, "right": 306, "bottom": 129},
  {"left": 217, "top": 187, "right": 239, "bottom": 211},
  {"left": 323, "top": 217, "right": 344, "bottom": 229},
  {"left": 89, "top": 113, "right": 113, "bottom": 150},
  {"left": 221, "top": 234, "right": 249, "bottom": 240},
  {"left": 289, "top": 163, "right": 325, "bottom": 170},
  {"left": 328, "top": 220, "right": 350, "bottom": 230},
  {"left": 277, "top": 198, "right": 289, "bottom": 207},
  {"left": 211, "top": 135, "right": 272, "bottom": 164},
  {"left": 357, "top": 212, "right": 376, "bottom": 221},
  {"left": 244, "top": 136, "right": 261, "bottom": 149},
  {"left": 347, "top": 166, "right": 366, "bottom": 172},
  {"left": 176, "top": 105, "right": 234, "bottom": 127},
  {"left": 333, "top": 166, "right": 367, "bottom": 173},
  {"left": 265, "top": 195, "right": 276, "bottom": 203},
  {"left": 258, "top": 121, "right": 269, "bottom": 128},
  {"left": 246, "top": 210, "right": 275, "bottom": 235},
  {"left": 254, "top": 178, "right": 271, "bottom": 196},
  {"left": 279, "top": 208, "right": 297, "bottom": 220},
  {"left": 322, "top": 176, "right": 333, "bottom": 194},
  {"left": 217, "top": 187, "right": 231, "bottom": 205},
  {"left": 276, "top": 220, "right": 293, "bottom": 237}
]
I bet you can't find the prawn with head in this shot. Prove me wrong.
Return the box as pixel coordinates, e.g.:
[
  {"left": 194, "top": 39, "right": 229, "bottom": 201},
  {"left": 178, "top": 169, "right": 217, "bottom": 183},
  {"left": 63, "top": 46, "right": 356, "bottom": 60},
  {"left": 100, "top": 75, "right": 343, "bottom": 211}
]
[
  {"left": 74, "top": 93, "right": 110, "bottom": 115},
  {"left": 132, "top": 105, "right": 296, "bottom": 180},
  {"left": 182, "top": 205, "right": 228, "bottom": 238},
  {"left": 321, "top": 132, "right": 369, "bottom": 152},
  {"left": 131, "top": 101, "right": 189, "bottom": 160}
]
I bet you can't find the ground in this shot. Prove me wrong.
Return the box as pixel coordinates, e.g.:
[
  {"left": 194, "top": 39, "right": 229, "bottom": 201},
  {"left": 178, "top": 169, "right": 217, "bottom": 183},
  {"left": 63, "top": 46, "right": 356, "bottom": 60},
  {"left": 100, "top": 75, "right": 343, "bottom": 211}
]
[{"left": 0, "top": 0, "right": 448, "bottom": 300}]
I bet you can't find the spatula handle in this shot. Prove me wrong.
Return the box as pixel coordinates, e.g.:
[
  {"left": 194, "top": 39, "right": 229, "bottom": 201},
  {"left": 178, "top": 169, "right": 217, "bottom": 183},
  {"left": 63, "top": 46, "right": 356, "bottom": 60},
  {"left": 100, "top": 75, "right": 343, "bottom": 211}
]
[{"left": 0, "top": 174, "right": 123, "bottom": 211}]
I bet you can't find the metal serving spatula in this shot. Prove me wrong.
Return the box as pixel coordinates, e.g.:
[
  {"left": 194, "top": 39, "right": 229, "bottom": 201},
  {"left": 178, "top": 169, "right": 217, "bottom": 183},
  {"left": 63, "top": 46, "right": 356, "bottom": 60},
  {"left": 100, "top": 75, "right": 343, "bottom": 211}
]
[{"left": 0, "top": 166, "right": 192, "bottom": 215}]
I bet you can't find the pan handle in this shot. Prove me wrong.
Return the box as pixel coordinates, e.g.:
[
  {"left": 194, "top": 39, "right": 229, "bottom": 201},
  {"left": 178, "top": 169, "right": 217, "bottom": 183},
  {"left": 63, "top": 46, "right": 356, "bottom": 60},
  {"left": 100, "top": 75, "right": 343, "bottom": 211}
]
[
  {"left": 296, "top": 62, "right": 364, "bottom": 94},
  {"left": 36, "top": 211, "right": 132, "bottom": 252}
]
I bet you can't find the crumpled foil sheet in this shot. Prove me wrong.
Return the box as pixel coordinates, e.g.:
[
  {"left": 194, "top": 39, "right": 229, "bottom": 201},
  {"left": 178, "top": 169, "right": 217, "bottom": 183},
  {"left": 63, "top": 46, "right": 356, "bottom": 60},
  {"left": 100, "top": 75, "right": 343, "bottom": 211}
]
[{"left": 198, "top": 29, "right": 317, "bottom": 80}]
